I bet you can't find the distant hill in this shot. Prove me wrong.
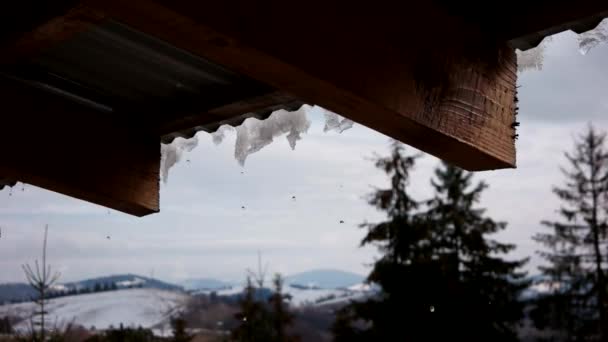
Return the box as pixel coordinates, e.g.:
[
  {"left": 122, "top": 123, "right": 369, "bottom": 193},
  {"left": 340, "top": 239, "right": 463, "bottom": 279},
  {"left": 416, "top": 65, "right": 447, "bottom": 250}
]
[
  {"left": 0, "top": 288, "right": 186, "bottom": 331},
  {"left": 286, "top": 269, "right": 365, "bottom": 289},
  {"left": 64, "top": 274, "right": 182, "bottom": 292},
  {"left": 0, "top": 274, "right": 182, "bottom": 304},
  {"left": 181, "top": 278, "right": 232, "bottom": 291},
  {"left": 0, "top": 283, "right": 36, "bottom": 304}
]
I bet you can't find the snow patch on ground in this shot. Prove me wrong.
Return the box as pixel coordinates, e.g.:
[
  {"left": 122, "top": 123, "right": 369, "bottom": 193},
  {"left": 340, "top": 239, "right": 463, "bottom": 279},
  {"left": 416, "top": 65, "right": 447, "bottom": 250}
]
[
  {"left": 0, "top": 288, "right": 187, "bottom": 331},
  {"left": 197, "top": 282, "right": 373, "bottom": 307}
]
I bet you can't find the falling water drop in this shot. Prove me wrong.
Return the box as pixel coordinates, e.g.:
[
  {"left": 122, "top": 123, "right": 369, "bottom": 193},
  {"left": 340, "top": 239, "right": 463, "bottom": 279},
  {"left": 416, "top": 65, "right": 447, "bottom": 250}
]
[
  {"left": 430, "top": 306, "right": 435, "bottom": 313},
  {"left": 339, "top": 220, "right": 344, "bottom": 224}
]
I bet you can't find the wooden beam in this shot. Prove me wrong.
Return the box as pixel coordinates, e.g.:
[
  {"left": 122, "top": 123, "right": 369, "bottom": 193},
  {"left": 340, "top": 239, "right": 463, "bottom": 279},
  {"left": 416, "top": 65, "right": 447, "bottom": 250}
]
[
  {"left": 82, "top": 0, "right": 517, "bottom": 170},
  {"left": 0, "top": 179, "right": 16, "bottom": 190},
  {"left": 0, "top": 77, "right": 160, "bottom": 216},
  {"left": 159, "top": 91, "right": 302, "bottom": 143},
  {"left": 0, "top": 2, "right": 104, "bottom": 65},
  {"left": 501, "top": 1, "right": 608, "bottom": 50}
]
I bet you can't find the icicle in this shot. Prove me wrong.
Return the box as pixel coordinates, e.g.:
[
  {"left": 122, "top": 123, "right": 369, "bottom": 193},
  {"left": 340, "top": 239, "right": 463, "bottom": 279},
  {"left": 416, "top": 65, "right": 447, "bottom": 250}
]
[
  {"left": 323, "top": 110, "right": 354, "bottom": 133},
  {"left": 160, "top": 136, "right": 199, "bottom": 183},
  {"left": 517, "top": 37, "right": 552, "bottom": 72},
  {"left": 578, "top": 18, "right": 608, "bottom": 55},
  {"left": 210, "top": 125, "right": 234, "bottom": 145},
  {"left": 234, "top": 105, "right": 311, "bottom": 165}
]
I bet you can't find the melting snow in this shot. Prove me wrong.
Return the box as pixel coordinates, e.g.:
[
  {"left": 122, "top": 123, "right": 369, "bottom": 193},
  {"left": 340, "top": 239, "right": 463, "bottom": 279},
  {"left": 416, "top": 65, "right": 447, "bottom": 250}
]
[
  {"left": 210, "top": 125, "right": 234, "bottom": 145},
  {"left": 234, "top": 105, "right": 311, "bottom": 166},
  {"left": 160, "top": 136, "right": 198, "bottom": 183},
  {"left": 517, "top": 37, "right": 551, "bottom": 72},
  {"left": 323, "top": 111, "right": 354, "bottom": 133},
  {"left": 160, "top": 105, "right": 354, "bottom": 182},
  {"left": 578, "top": 18, "right": 608, "bottom": 55},
  {"left": 518, "top": 18, "right": 608, "bottom": 72}
]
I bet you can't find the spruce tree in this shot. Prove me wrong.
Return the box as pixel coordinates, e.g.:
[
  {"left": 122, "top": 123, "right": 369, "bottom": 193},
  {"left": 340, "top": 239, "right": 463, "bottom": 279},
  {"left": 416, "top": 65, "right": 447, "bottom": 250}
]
[
  {"left": 333, "top": 141, "right": 441, "bottom": 341},
  {"left": 22, "top": 225, "right": 61, "bottom": 342},
  {"left": 232, "top": 274, "right": 298, "bottom": 342},
  {"left": 533, "top": 125, "right": 608, "bottom": 341},
  {"left": 425, "top": 161, "right": 528, "bottom": 340},
  {"left": 231, "top": 277, "right": 273, "bottom": 342},
  {"left": 170, "top": 316, "right": 192, "bottom": 342},
  {"left": 268, "top": 274, "right": 298, "bottom": 342},
  {"left": 332, "top": 142, "right": 528, "bottom": 341}
]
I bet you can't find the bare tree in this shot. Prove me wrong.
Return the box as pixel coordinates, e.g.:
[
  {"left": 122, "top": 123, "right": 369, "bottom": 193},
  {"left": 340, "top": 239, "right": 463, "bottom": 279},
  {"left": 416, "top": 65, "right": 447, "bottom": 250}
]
[
  {"left": 247, "top": 251, "right": 269, "bottom": 288},
  {"left": 22, "top": 225, "right": 61, "bottom": 341}
]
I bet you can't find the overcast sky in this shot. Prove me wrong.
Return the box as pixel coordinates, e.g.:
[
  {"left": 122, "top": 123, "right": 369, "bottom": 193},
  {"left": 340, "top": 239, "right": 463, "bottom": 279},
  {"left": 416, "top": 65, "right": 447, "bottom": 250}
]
[{"left": 1, "top": 31, "right": 607, "bottom": 284}]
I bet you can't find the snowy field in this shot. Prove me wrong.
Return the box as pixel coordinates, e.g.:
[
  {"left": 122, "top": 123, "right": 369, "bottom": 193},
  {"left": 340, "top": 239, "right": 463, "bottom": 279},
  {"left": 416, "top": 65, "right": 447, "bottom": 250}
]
[
  {"left": 198, "top": 283, "right": 371, "bottom": 306},
  {"left": 0, "top": 288, "right": 188, "bottom": 331},
  {"left": 0, "top": 283, "right": 371, "bottom": 333}
]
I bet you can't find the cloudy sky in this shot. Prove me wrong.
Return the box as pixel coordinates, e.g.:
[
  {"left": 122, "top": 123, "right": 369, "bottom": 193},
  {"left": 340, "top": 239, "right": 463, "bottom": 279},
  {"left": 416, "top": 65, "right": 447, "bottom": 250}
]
[{"left": 1, "top": 31, "right": 607, "bottom": 284}]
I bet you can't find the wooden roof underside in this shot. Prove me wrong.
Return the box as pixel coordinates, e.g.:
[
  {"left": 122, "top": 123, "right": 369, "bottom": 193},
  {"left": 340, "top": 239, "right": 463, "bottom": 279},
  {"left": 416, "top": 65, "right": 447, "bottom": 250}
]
[{"left": 0, "top": 0, "right": 606, "bottom": 216}]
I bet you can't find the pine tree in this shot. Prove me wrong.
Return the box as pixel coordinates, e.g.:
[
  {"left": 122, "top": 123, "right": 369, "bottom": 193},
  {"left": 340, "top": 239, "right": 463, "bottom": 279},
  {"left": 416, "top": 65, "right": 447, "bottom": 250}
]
[
  {"left": 268, "top": 274, "right": 298, "bottom": 342},
  {"left": 332, "top": 142, "right": 528, "bottom": 341},
  {"left": 425, "top": 161, "right": 528, "bottom": 340},
  {"left": 22, "top": 225, "right": 61, "bottom": 342},
  {"left": 232, "top": 277, "right": 273, "bottom": 342},
  {"left": 170, "top": 316, "right": 192, "bottom": 342},
  {"left": 533, "top": 125, "right": 608, "bottom": 341},
  {"left": 333, "top": 141, "right": 441, "bottom": 341}
]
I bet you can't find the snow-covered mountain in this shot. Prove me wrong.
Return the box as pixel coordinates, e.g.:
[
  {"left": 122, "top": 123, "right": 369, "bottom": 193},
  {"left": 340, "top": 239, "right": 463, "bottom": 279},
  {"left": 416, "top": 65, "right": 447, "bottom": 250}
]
[
  {"left": 196, "top": 282, "right": 374, "bottom": 307},
  {"left": 181, "top": 278, "right": 233, "bottom": 291},
  {"left": 0, "top": 288, "right": 187, "bottom": 332},
  {"left": 63, "top": 274, "right": 182, "bottom": 292},
  {"left": 0, "top": 283, "right": 36, "bottom": 304},
  {"left": 0, "top": 274, "right": 182, "bottom": 304},
  {"left": 286, "top": 269, "right": 365, "bottom": 289}
]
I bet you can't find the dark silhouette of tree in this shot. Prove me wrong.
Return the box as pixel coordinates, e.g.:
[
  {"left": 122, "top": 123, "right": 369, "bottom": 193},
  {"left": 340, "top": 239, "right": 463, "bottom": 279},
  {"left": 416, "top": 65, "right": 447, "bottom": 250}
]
[
  {"left": 533, "top": 125, "right": 608, "bottom": 341},
  {"left": 333, "top": 142, "right": 437, "bottom": 341},
  {"left": 170, "top": 316, "right": 192, "bottom": 342},
  {"left": 232, "top": 271, "right": 299, "bottom": 341},
  {"left": 268, "top": 274, "right": 298, "bottom": 342},
  {"left": 0, "top": 316, "right": 13, "bottom": 334},
  {"left": 86, "top": 325, "right": 156, "bottom": 341},
  {"left": 232, "top": 277, "right": 274, "bottom": 341},
  {"left": 22, "top": 225, "right": 61, "bottom": 342},
  {"left": 425, "top": 161, "right": 529, "bottom": 340},
  {"left": 332, "top": 142, "right": 528, "bottom": 341}
]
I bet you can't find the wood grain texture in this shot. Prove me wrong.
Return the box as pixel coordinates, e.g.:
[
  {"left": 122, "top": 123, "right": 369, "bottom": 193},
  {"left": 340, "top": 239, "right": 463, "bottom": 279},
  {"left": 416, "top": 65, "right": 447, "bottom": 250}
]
[
  {"left": 0, "top": 77, "right": 160, "bottom": 216},
  {"left": 159, "top": 91, "right": 301, "bottom": 143},
  {"left": 84, "top": 0, "right": 517, "bottom": 170},
  {"left": 0, "top": 3, "right": 104, "bottom": 65}
]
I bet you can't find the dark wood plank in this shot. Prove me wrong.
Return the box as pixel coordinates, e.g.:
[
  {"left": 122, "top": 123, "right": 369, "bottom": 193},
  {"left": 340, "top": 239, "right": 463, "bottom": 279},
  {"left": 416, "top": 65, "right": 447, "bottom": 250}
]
[
  {"left": 86, "top": 0, "right": 516, "bottom": 170},
  {"left": 159, "top": 91, "right": 302, "bottom": 143},
  {"left": 0, "top": 77, "right": 159, "bottom": 217}
]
